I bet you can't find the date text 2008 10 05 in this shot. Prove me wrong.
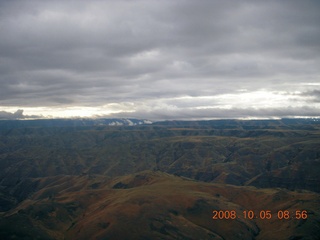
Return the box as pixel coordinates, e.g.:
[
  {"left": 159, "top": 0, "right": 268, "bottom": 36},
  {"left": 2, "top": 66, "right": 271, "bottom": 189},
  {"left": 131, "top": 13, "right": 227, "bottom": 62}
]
[{"left": 212, "top": 210, "right": 308, "bottom": 220}]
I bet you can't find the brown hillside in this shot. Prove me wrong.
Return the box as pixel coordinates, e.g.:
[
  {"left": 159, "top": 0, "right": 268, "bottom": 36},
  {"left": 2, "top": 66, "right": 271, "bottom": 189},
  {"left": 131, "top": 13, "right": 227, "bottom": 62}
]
[{"left": 1, "top": 171, "right": 319, "bottom": 239}]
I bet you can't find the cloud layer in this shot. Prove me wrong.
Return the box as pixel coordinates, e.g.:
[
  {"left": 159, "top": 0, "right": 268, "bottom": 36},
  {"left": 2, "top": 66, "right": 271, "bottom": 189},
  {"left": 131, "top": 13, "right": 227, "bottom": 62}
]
[{"left": 0, "top": 0, "right": 319, "bottom": 119}]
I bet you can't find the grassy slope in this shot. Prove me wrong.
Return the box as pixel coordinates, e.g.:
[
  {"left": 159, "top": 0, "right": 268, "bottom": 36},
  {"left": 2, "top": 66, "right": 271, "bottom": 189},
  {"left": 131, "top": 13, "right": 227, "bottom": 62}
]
[
  {"left": 1, "top": 171, "right": 319, "bottom": 239},
  {"left": 0, "top": 121, "right": 319, "bottom": 239},
  {"left": 1, "top": 124, "right": 319, "bottom": 193}
]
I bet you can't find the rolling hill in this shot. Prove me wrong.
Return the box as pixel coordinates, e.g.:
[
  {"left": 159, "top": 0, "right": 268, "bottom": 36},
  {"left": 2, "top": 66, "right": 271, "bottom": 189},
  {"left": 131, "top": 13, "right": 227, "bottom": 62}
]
[{"left": 0, "top": 118, "right": 319, "bottom": 239}]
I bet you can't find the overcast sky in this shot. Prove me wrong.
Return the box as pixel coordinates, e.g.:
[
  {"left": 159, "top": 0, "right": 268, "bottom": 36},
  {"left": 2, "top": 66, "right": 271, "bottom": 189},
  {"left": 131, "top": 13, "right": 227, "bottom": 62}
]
[{"left": 0, "top": 0, "right": 319, "bottom": 120}]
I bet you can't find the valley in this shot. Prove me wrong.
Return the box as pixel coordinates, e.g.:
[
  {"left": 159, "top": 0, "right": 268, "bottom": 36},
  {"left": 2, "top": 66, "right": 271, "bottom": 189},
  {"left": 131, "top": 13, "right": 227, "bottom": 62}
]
[{"left": 0, "top": 119, "right": 319, "bottom": 239}]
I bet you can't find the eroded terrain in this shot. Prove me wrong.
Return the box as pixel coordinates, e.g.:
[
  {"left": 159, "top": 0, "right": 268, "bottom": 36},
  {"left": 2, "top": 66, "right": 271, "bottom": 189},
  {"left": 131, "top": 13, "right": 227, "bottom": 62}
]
[{"left": 0, "top": 119, "right": 319, "bottom": 239}]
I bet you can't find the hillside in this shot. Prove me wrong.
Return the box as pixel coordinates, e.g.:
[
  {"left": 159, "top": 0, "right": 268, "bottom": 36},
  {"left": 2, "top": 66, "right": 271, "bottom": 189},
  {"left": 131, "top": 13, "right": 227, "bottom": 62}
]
[
  {"left": 0, "top": 119, "right": 319, "bottom": 239},
  {"left": 1, "top": 171, "right": 319, "bottom": 240}
]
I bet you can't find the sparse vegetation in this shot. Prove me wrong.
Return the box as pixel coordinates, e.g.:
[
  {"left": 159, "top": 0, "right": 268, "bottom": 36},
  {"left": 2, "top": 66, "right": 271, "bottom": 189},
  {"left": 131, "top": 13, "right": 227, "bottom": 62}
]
[{"left": 0, "top": 119, "right": 319, "bottom": 239}]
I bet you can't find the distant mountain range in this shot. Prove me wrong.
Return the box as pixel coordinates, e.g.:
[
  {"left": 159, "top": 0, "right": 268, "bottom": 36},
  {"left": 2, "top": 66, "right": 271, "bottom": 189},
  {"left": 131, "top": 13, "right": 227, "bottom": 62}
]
[{"left": 0, "top": 117, "right": 318, "bottom": 129}]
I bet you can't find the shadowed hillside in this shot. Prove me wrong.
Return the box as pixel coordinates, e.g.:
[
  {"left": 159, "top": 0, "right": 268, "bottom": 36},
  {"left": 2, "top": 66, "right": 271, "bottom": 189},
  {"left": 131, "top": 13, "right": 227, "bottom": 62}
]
[
  {"left": 1, "top": 171, "right": 319, "bottom": 240},
  {"left": 0, "top": 119, "right": 319, "bottom": 239}
]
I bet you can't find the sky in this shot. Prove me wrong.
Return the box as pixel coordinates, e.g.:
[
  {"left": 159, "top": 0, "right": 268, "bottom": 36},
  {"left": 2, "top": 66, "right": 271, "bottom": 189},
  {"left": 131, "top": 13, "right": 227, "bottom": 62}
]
[{"left": 0, "top": 0, "right": 319, "bottom": 120}]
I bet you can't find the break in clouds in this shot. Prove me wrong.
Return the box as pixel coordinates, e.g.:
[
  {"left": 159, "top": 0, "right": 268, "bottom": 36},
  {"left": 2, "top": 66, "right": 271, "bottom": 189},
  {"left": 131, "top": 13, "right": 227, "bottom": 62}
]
[{"left": 0, "top": 0, "right": 319, "bottom": 120}]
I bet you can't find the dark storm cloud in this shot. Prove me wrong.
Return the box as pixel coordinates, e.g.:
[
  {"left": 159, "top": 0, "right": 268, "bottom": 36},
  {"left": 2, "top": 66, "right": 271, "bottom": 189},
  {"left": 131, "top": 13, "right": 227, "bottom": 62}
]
[{"left": 0, "top": 0, "right": 319, "bottom": 119}]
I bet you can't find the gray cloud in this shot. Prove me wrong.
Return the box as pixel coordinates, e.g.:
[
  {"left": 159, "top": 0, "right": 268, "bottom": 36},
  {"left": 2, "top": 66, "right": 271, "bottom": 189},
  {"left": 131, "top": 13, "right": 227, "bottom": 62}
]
[
  {"left": 0, "top": 109, "right": 23, "bottom": 120},
  {"left": 0, "top": 0, "right": 319, "bottom": 119},
  {"left": 0, "top": 109, "right": 41, "bottom": 120},
  {"left": 301, "top": 90, "right": 320, "bottom": 102},
  {"left": 107, "top": 106, "right": 320, "bottom": 121}
]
